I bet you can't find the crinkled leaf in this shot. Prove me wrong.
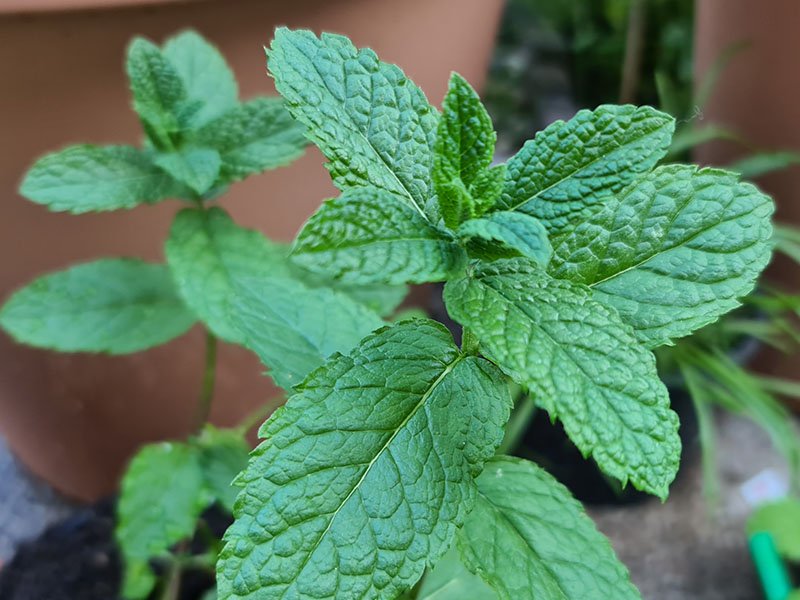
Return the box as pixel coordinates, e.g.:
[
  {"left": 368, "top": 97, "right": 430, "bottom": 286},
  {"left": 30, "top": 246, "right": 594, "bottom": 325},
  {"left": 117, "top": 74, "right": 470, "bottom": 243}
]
[
  {"left": 418, "top": 547, "right": 497, "bottom": 600},
  {"left": 292, "top": 187, "right": 466, "bottom": 285},
  {"left": 20, "top": 145, "right": 184, "bottom": 213},
  {"left": 163, "top": 30, "right": 239, "bottom": 128},
  {"left": 268, "top": 28, "right": 438, "bottom": 216},
  {"left": 458, "top": 211, "right": 552, "bottom": 266},
  {"left": 196, "top": 425, "right": 251, "bottom": 513},
  {"left": 470, "top": 164, "right": 506, "bottom": 217},
  {"left": 550, "top": 165, "right": 774, "bottom": 348},
  {"left": 192, "top": 97, "right": 307, "bottom": 183},
  {"left": 217, "top": 320, "right": 511, "bottom": 600},
  {"left": 231, "top": 275, "right": 384, "bottom": 390},
  {"left": 457, "top": 456, "right": 641, "bottom": 600},
  {"left": 498, "top": 105, "right": 675, "bottom": 234},
  {"left": 292, "top": 267, "right": 409, "bottom": 317},
  {"left": 0, "top": 259, "right": 195, "bottom": 354},
  {"left": 433, "top": 73, "right": 496, "bottom": 227},
  {"left": 165, "top": 207, "right": 287, "bottom": 343},
  {"left": 154, "top": 147, "right": 221, "bottom": 195},
  {"left": 117, "top": 442, "right": 211, "bottom": 598},
  {"left": 444, "top": 259, "right": 680, "bottom": 498},
  {"left": 126, "top": 37, "right": 197, "bottom": 146}
]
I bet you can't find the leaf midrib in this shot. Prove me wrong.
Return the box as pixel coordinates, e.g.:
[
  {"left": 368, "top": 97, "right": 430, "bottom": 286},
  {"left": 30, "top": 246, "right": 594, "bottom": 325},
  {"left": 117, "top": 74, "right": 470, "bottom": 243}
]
[{"left": 285, "top": 351, "right": 465, "bottom": 597}]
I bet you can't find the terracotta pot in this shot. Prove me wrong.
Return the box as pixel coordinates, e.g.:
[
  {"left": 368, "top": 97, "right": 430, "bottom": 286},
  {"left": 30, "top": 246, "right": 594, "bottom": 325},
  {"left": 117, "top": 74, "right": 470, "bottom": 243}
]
[
  {"left": 694, "top": 0, "right": 800, "bottom": 404},
  {"left": 0, "top": 0, "right": 505, "bottom": 500}
]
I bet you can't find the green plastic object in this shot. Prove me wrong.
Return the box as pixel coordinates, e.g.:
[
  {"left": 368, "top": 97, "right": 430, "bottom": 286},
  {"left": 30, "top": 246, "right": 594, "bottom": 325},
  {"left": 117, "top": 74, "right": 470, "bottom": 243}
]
[{"left": 749, "top": 531, "right": 793, "bottom": 600}]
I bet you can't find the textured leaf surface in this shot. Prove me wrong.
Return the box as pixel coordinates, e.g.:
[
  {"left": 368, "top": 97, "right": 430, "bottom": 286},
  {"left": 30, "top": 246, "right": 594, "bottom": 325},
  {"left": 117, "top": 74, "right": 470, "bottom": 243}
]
[
  {"left": 457, "top": 456, "right": 641, "bottom": 600},
  {"left": 196, "top": 425, "right": 251, "bottom": 513},
  {"left": 165, "top": 208, "right": 286, "bottom": 343},
  {"left": 20, "top": 145, "right": 183, "bottom": 213},
  {"left": 457, "top": 212, "right": 552, "bottom": 266},
  {"left": 418, "top": 547, "right": 497, "bottom": 600},
  {"left": 550, "top": 165, "right": 774, "bottom": 348},
  {"left": 469, "top": 164, "right": 506, "bottom": 217},
  {"left": 231, "top": 275, "right": 384, "bottom": 390},
  {"left": 217, "top": 320, "right": 512, "bottom": 600},
  {"left": 163, "top": 30, "right": 239, "bottom": 128},
  {"left": 0, "top": 259, "right": 195, "bottom": 354},
  {"left": 444, "top": 259, "right": 679, "bottom": 497},
  {"left": 433, "top": 73, "right": 496, "bottom": 227},
  {"left": 293, "top": 187, "right": 466, "bottom": 284},
  {"left": 268, "top": 28, "right": 438, "bottom": 216},
  {"left": 126, "top": 38, "right": 193, "bottom": 144},
  {"left": 498, "top": 105, "right": 675, "bottom": 234},
  {"left": 117, "top": 442, "right": 210, "bottom": 597},
  {"left": 154, "top": 147, "right": 221, "bottom": 195},
  {"left": 192, "top": 98, "right": 307, "bottom": 183}
]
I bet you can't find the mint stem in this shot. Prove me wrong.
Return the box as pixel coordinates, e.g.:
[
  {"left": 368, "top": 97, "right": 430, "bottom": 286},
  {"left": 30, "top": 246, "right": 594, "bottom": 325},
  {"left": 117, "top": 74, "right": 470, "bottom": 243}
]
[
  {"left": 461, "top": 327, "right": 480, "bottom": 355},
  {"left": 194, "top": 329, "right": 218, "bottom": 432},
  {"left": 499, "top": 393, "right": 537, "bottom": 454}
]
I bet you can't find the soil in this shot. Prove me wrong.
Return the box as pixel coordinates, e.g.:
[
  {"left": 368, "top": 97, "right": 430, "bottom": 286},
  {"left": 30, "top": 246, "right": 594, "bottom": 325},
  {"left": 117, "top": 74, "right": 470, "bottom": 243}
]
[{"left": 0, "top": 500, "right": 228, "bottom": 600}]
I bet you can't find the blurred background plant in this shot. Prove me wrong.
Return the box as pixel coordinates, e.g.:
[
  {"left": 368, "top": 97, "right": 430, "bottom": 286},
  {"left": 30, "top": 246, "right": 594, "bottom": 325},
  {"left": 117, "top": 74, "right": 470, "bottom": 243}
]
[{"left": 486, "top": 0, "right": 800, "bottom": 506}]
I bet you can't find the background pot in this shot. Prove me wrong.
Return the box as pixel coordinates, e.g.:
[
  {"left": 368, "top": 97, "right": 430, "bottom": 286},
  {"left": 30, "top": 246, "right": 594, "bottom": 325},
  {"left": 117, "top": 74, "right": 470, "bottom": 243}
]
[
  {"left": 694, "top": 0, "right": 800, "bottom": 407},
  {"left": 0, "top": 0, "right": 505, "bottom": 500}
]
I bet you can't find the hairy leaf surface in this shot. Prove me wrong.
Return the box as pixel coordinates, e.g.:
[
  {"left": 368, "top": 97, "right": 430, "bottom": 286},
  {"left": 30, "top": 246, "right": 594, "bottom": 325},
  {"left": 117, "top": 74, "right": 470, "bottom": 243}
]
[
  {"left": 433, "top": 73, "right": 496, "bottom": 227},
  {"left": 444, "top": 259, "right": 679, "bottom": 497},
  {"left": 457, "top": 212, "right": 552, "bottom": 266},
  {"left": 457, "top": 456, "right": 640, "bottom": 600},
  {"left": 20, "top": 145, "right": 184, "bottom": 213},
  {"left": 117, "top": 442, "right": 211, "bottom": 598},
  {"left": 231, "top": 276, "right": 384, "bottom": 390},
  {"left": 217, "top": 320, "right": 512, "bottom": 599},
  {"left": 192, "top": 98, "right": 307, "bottom": 183},
  {"left": 163, "top": 30, "right": 239, "bottom": 128},
  {"left": 0, "top": 259, "right": 195, "bottom": 354},
  {"left": 499, "top": 105, "right": 675, "bottom": 234},
  {"left": 550, "top": 165, "right": 774, "bottom": 347},
  {"left": 293, "top": 187, "right": 466, "bottom": 284},
  {"left": 268, "top": 28, "right": 438, "bottom": 216},
  {"left": 165, "top": 208, "right": 287, "bottom": 343}
]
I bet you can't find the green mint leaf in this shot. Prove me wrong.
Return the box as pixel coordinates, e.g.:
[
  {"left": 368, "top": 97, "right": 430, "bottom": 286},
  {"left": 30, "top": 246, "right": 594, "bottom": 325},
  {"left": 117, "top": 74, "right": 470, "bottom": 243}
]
[
  {"left": 231, "top": 276, "right": 384, "bottom": 390},
  {"left": 217, "top": 320, "right": 512, "bottom": 600},
  {"left": 121, "top": 559, "right": 157, "bottom": 600},
  {"left": 418, "top": 547, "right": 497, "bottom": 600},
  {"left": 195, "top": 425, "right": 250, "bottom": 513},
  {"left": 126, "top": 37, "right": 195, "bottom": 147},
  {"left": 165, "top": 207, "right": 287, "bottom": 343},
  {"left": 117, "top": 442, "right": 211, "bottom": 598},
  {"left": 444, "top": 259, "right": 680, "bottom": 497},
  {"left": 499, "top": 105, "right": 675, "bottom": 234},
  {"left": 747, "top": 499, "right": 800, "bottom": 561},
  {"left": 292, "top": 187, "right": 466, "bottom": 284},
  {"left": 191, "top": 97, "right": 306, "bottom": 183},
  {"left": 457, "top": 456, "right": 641, "bottom": 600},
  {"left": 162, "top": 30, "right": 239, "bottom": 128},
  {"left": 470, "top": 164, "right": 506, "bottom": 217},
  {"left": 154, "top": 147, "right": 221, "bottom": 195},
  {"left": 550, "top": 165, "right": 774, "bottom": 348},
  {"left": 268, "top": 28, "right": 438, "bottom": 216},
  {"left": 433, "top": 73, "right": 497, "bottom": 227},
  {"left": 20, "top": 145, "right": 184, "bottom": 213},
  {"left": 457, "top": 211, "right": 552, "bottom": 266},
  {"left": 0, "top": 259, "right": 195, "bottom": 354}
]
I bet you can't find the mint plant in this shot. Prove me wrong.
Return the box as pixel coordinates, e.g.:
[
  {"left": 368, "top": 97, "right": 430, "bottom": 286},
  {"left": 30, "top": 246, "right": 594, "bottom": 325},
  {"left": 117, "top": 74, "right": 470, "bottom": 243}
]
[
  {"left": 0, "top": 30, "right": 404, "bottom": 600},
  {"left": 216, "top": 29, "right": 775, "bottom": 600}
]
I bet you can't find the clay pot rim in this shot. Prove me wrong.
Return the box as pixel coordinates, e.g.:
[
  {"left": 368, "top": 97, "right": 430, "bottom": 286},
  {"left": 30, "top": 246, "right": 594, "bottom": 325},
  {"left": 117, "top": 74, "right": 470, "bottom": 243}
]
[{"left": 0, "top": 0, "right": 200, "bottom": 16}]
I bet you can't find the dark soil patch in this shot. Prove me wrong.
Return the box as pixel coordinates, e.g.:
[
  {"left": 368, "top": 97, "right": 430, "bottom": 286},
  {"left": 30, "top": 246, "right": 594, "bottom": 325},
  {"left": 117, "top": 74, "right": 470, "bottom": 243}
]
[{"left": 0, "top": 500, "right": 229, "bottom": 600}]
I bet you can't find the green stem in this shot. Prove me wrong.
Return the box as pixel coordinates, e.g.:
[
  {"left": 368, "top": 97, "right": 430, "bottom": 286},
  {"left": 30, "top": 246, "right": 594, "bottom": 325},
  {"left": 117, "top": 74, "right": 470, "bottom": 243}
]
[
  {"left": 235, "top": 398, "right": 283, "bottom": 436},
  {"left": 160, "top": 554, "right": 182, "bottom": 600},
  {"left": 499, "top": 393, "right": 537, "bottom": 454},
  {"left": 194, "top": 330, "right": 218, "bottom": 433},
  {"left": 619, "top": 0, "right": 646, "bottom": 103}
]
